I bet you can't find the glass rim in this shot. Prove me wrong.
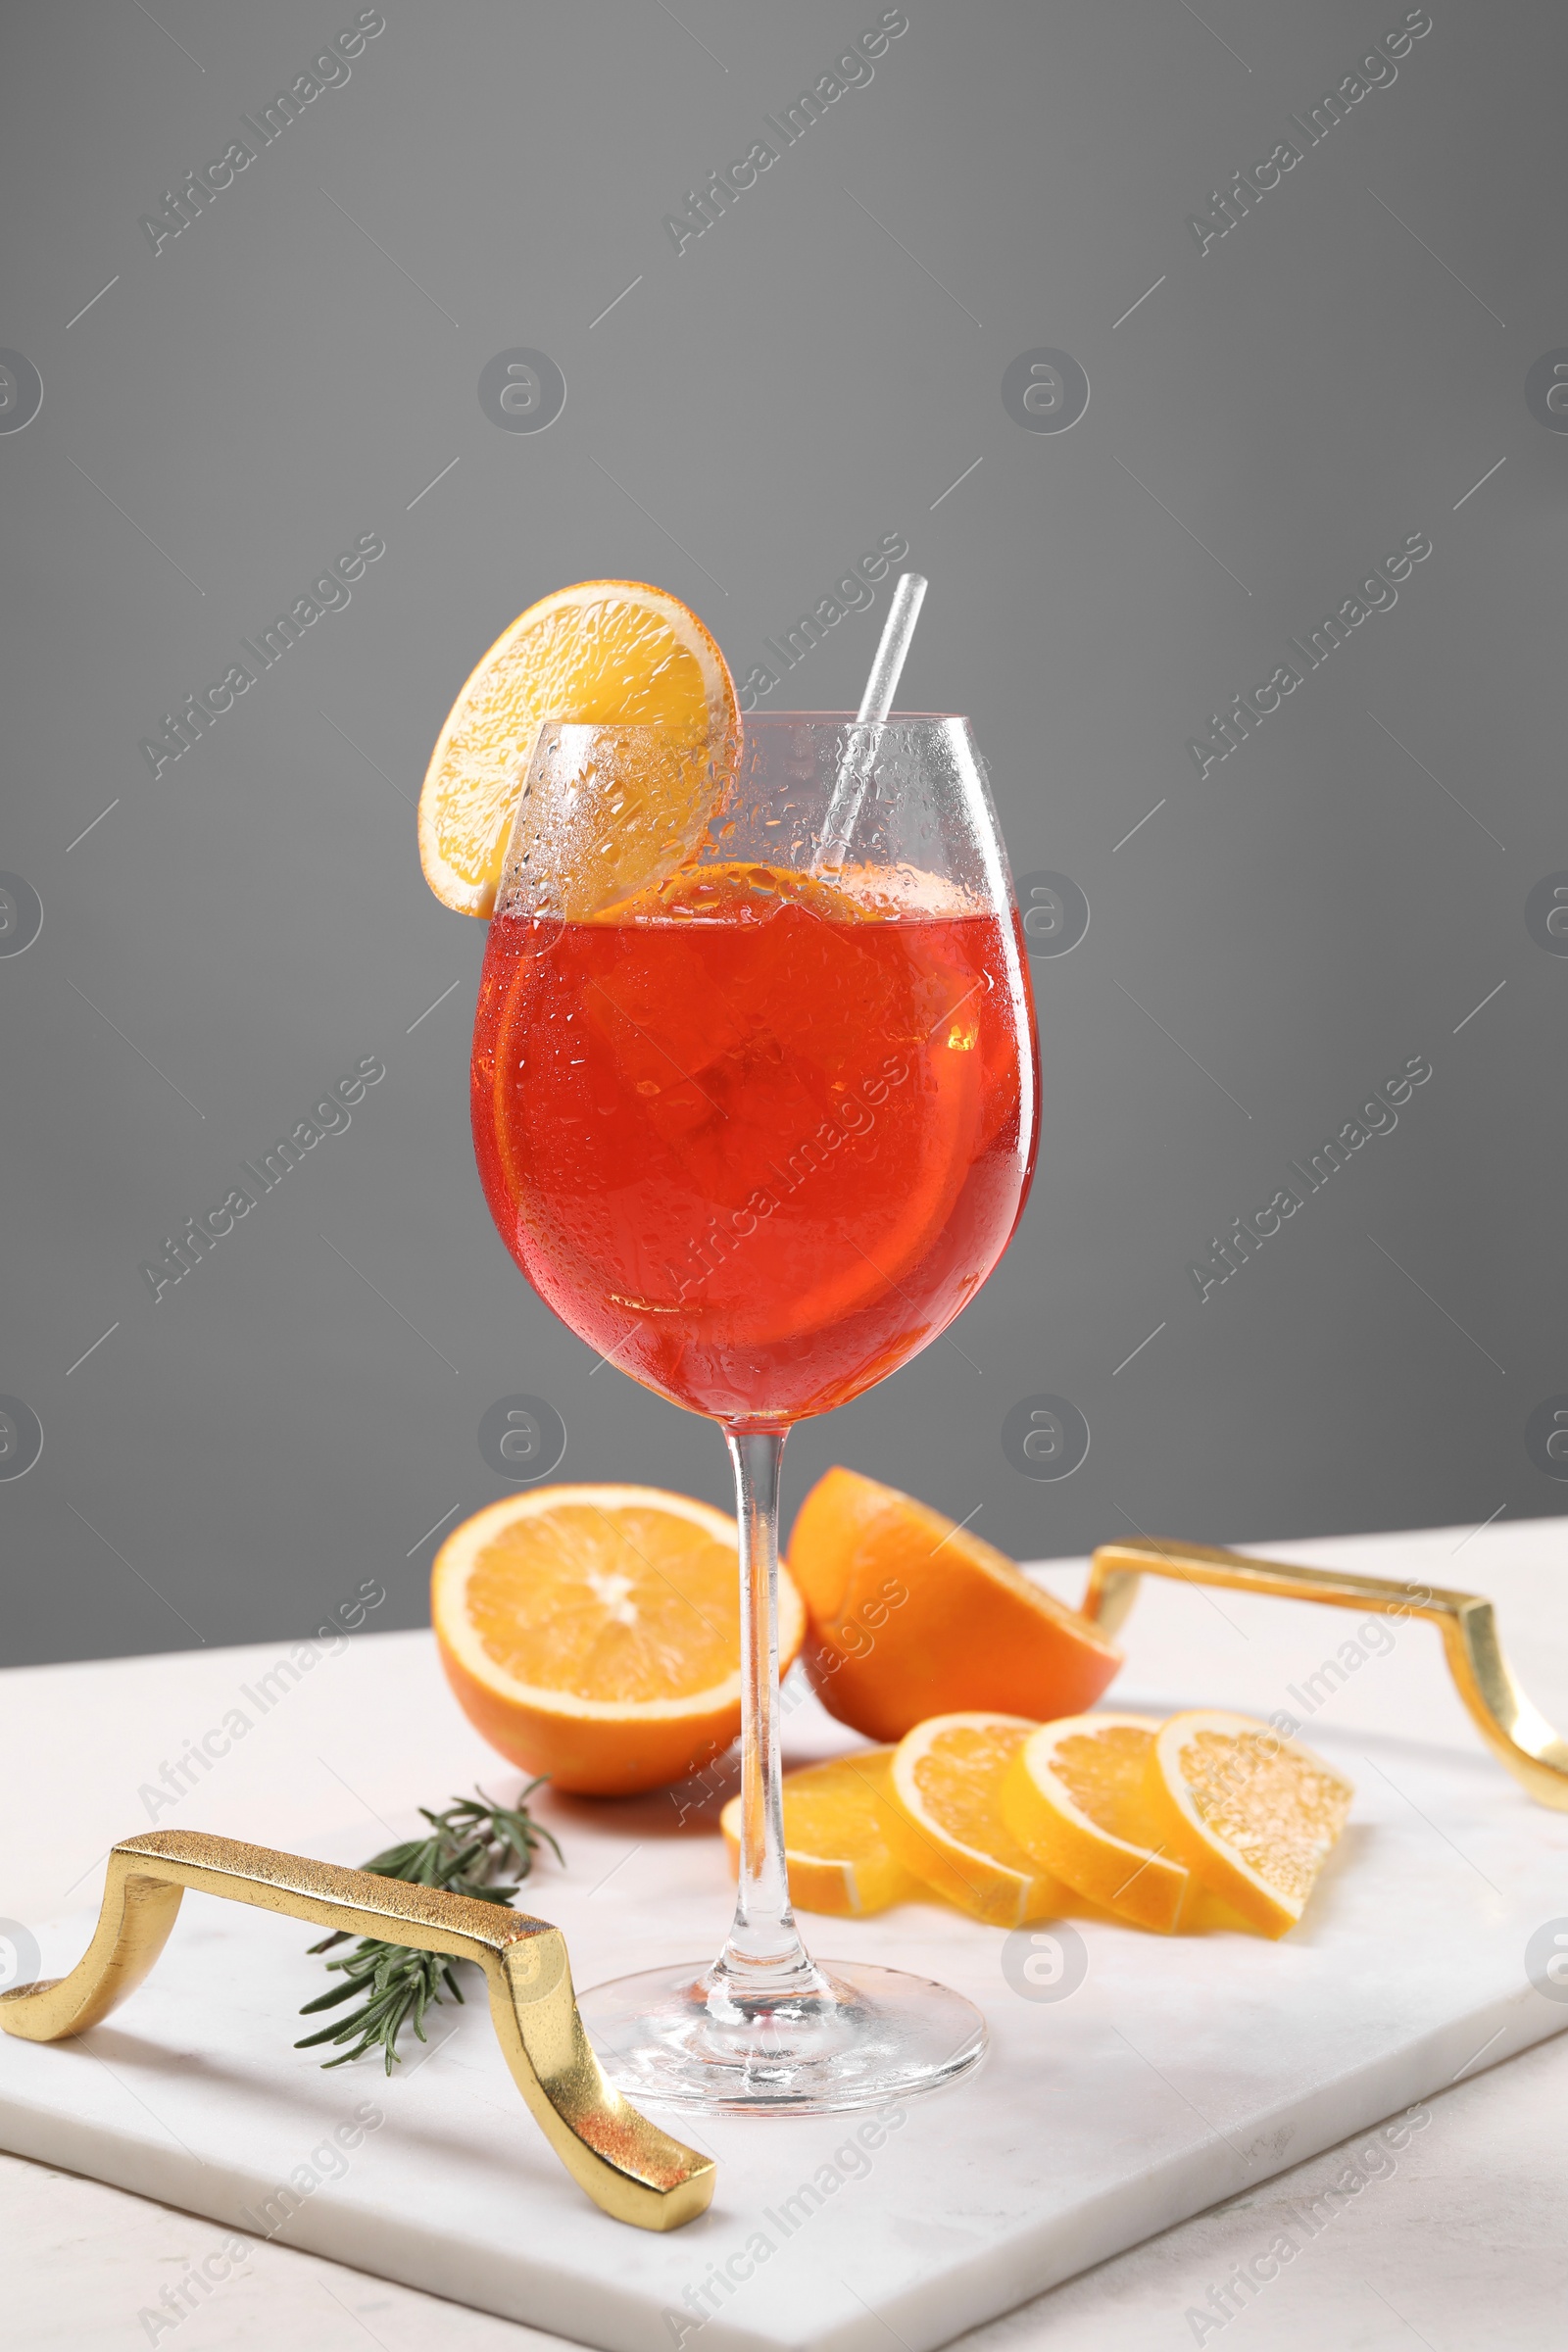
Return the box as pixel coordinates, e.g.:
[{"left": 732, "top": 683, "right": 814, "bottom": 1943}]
[
  {"left": 738, "top": 710, "right": 968, "bottom": 721},
  {"left": 534, "top": 710, "right": 971, "bottom": 730}
]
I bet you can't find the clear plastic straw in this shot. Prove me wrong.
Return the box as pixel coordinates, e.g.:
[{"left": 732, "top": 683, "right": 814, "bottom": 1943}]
[
  {"left": 816, "top": 572, "right": 927, "bottom": 868},
  {"left": 855, "top": 571, "right": 926, "bottom": 725}
]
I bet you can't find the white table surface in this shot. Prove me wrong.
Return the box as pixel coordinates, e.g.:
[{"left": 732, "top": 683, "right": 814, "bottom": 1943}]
[{"left": 6, "top": 1513, "right": 1567, "bottom": 2350}]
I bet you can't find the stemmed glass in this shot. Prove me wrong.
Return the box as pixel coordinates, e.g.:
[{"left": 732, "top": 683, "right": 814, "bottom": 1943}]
[{"left": 470, "top": 710, "right": 1039, "bottom": 2111}]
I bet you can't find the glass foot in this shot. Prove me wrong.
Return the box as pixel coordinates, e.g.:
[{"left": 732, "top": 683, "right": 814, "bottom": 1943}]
[{"left": 577, "top": 1958, "right": 987, "bottom": 2115}]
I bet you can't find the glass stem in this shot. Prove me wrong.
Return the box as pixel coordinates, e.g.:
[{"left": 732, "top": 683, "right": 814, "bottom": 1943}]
[{"left": 713, "top": 1426, "right": 821, "bottom": 1999}]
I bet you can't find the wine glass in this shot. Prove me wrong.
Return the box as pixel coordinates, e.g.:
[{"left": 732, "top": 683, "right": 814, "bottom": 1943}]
[{"left": 470, "top": 711, "right": 1039, "bottom": 2111}]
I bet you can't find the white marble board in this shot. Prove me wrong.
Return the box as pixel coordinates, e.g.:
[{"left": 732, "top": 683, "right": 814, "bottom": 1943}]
[{"left": 2, "top": 1516, "right": 1566, "bottom": 2352}]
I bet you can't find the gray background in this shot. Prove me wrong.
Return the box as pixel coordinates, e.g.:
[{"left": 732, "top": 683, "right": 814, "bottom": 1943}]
[{"left": 2, "top": 0, "right": 1563, "bottom": 1667}]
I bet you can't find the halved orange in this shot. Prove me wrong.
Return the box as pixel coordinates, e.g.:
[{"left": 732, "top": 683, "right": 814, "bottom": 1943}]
[
  {"left": 1003, "top": 1713, "right": 1199, "bottom": 1935},
  {"left": 417, "top": 579, "right": 738, "bottom": 917},
  {"left": 431, "top": 1484, "right": 803, "bottom": 1795},
  {"left": 886, "top": 1712, "right": 1063, "bottom": 1926},
  {"left": 788, "top": 1468, "right": 1122, "bottom": 1741},
  {"left": 1145, "top": 1710, "right": 1353, "bottom": 1938},
  {"left": 719, "top": 1749, "right": 920, "bottom": 1917}
]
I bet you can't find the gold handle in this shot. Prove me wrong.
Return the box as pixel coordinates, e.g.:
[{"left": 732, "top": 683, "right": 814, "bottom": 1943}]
[
  {"left": 1082, "top": 1536, "right": 1568, "bottom": 1810},
  {"left": 0, "top": 1828, "right": 712, "bottom": 2230}
]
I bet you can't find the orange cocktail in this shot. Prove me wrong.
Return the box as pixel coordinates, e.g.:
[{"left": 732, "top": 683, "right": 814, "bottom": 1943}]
[
  {"left": 472, "top": 863, "right": 1035, "bottom": 1424},
  {"left": 423, "top": 599, "right": 1040, "bottom": 2111}
]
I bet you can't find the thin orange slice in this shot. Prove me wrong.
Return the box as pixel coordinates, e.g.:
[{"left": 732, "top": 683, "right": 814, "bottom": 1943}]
[
  {"left": 789, "top": 1468, "right": 1122, "bottom": 1741},
  {"left": 1145, "top": 1710, "right": 1353, "bottom": 1938},
  {"left": 418, "top": 579, "right": 738, "bottom": 917},
  {"left": 1002, "top": 1713, "right": 1199, "bottom": 1934},
  {"left": 887, "top": 1713, "right": 1063, "bottom": 1926},
  {"left": 431, "top": 1484, "right": 803, "bottom": 1795},
  {"left": 719, "top": 1749, "right": 920, "bottom": 1917}
]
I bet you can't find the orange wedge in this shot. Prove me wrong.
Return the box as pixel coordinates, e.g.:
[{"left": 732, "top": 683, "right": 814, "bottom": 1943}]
[
  {"left": 1144, "top": 1710, "right": 1353, "bottom": 1938},
  {"left": 719, "top": 1749, "right": 920, "bottom": 1918},
  {"left": 1003, "top": 1713, "right": 1200, "bottom": 1934},
  {"left": 788, "top": 1468, "right": 1122, "bottom": 1742},
  {"left": 431, "top": 1484, "right": 804, "bottom": 1795},
  {"left": 418, "top": 579, "right": 738, "bottom": 917},
  {"left": 886, "top": 1713, "right": 1063, "bottom": 1927}
]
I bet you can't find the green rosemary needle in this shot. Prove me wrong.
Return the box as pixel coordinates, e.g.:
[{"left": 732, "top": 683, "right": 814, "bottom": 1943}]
[{"left": 295, "top": 1783, "right": 563, "bottom": 2073}]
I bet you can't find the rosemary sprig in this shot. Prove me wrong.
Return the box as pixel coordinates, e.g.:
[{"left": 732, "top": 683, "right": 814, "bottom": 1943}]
[{"left": 295, "top": 1783, "right": 563, "bottom": 2073}]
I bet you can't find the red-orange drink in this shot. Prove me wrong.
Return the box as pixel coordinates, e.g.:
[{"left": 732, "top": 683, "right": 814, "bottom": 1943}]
[{"left": 471, "top": 863, "right": 1037, "bottom": 1424}]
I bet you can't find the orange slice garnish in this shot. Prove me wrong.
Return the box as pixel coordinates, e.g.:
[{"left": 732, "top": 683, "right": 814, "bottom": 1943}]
[{"left": 418, "top": 579, "right": 737, "bottom": 917}]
